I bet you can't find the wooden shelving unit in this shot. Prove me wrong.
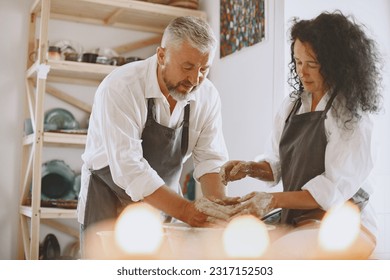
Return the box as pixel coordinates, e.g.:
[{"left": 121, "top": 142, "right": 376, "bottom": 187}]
[
  {"left": 19, "top": 0, "right": 206, "bottom": 260},
  {"left": 27, "top": 59, "right": 117, "bottom": 85}
]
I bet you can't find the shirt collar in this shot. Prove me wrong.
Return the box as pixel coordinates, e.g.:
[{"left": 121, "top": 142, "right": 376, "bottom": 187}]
[
  {"left": 301, "top": 90, "right": 331, "bottom": 111},
  {"left": 145, "top": 54, "right": 162, "bottom": 99}
]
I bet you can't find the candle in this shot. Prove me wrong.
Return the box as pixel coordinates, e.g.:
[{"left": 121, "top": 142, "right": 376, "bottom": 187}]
[
  {"left": 223, "top": 215, "right": 270, "bottom": 258},
  {"left": 114, "top": 203, "right": 164, "bottom": 256},
  {"left": 318, "top": 201, "right": 361, "bottom": 252}
]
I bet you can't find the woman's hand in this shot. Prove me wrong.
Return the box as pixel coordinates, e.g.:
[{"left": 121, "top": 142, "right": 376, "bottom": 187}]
[
  {"left": 192, "top": 197, "right": 241, "bottom": 226},
  {"left": 193, "top": 193, "right": 275, "bottom": 223},
  {"left": 220, "top": 160, "right": 274, "bottom": 185},
  {"left": 233, "top": 191, "right": 275, "bottom": 219},
  {"left": 220, "top": 160, "right": 253, "bottom": 185}
]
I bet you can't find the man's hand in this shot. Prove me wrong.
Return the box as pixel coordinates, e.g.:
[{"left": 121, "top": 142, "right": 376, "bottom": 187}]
[
  {"left": 182, "top": 200, "right": 227, "bottom": 227},
  {"left": 195, "top": 197, "right": 239, "bottom": 221},
  {"left": 192, "top": 192, "right": 275, "bottom": 225}
]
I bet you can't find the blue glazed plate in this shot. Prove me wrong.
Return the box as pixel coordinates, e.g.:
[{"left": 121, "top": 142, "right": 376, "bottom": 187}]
[{"left": 44, "top": 108, "right": 79, "bottom": 130}]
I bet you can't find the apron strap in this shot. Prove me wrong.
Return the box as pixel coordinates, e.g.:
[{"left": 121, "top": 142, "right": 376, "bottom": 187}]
[
  {"left": 321, "top": 91, "right": 338, "bottom": 117},
  {"left": 146, "top": 98, "right": 190, "bottom": 157},
  {"left": 285, "top": 97, "right": 302, "bottom": 123},
  {"left": 181, "top": 103, "right": 190, "bottom": 157},
  {"left": 146, "top": 98, "right": 154, "bottom": 125},
  {"left": 286, "top": 91, "right": 338, "bottom": 123}
]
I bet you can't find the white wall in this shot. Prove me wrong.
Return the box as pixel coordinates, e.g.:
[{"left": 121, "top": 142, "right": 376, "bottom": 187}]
[
  {"left": 284, "top": 0, "right": 390, "bottom": 259},
  {"left": 200, "top": 0, "right": 285, "bottom": 197},
  {"left": 0, "top": 0, "right": 30, "bottom": 260}
]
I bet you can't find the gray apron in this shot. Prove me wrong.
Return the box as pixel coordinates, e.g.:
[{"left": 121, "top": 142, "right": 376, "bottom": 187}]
[
  {"left": 83, "top": 98, "right": 190, "bottom": 228},
  {"left": 279, "top": 93, "right": 369, "bottom": 225}
]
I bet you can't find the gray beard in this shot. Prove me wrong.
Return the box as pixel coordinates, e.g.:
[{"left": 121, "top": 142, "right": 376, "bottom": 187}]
[
  {"left": 162, "top": 67, "right": 198, "bottom": 102},
  {"left": 168, "top": 89, "right": 195, "bottom": 102}
]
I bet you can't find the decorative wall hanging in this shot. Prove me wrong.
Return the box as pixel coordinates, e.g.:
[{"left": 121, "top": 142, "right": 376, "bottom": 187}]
[{"left": 220, "top": 0, "right": 266, "bottom": 58}]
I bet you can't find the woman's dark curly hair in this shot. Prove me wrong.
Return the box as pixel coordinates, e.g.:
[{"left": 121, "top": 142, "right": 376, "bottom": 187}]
[{"left": 287, "top": 11, "right": 383, "bottom": 126}]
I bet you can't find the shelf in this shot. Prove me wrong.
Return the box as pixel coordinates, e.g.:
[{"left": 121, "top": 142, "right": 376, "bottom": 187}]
[
  {"left": 27, "top": 60, "right": 116, "bottom": 85},
  {"left": 21, "top": 0, "right": 205, "bottom": 260},
  {"left": 20, "top": 205, "right": 77, "bottom": 219},
  {"left": 32, "top": 0, "right": 206, "bottom": 34},
  {"left": 23, "top": 132, "right": 87, "bottom": 146},
  {"left": 44, "top": 131, "right": 87, "bottom": 145}
]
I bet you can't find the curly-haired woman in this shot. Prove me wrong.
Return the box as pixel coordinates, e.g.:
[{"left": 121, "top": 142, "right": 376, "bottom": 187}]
[{"left": 219, "top": 11, "right": 383, "bottom": 258}]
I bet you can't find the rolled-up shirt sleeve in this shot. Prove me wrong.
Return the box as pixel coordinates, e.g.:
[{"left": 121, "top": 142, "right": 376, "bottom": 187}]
[
  {"left": 256, "top": 94, "right": 374, "bottom": 210},
  {"left": 192, "top": 87, "right": 228, "bottom": 180},
  {"left": 257, "top": 97, "right": 294, "bottom": 187},
  {"left": 302, "top": 114, "right": 374, "bottom": 210}
]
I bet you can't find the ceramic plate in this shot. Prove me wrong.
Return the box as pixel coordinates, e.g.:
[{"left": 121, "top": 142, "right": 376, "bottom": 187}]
[{"left": 44, "top": 108, "right": 79, "bottom": 130}]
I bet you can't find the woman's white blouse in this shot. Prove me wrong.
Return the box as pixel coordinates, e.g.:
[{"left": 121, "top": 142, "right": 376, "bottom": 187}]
[{"left": 262, "top": 91, "right": 377, "bottom": 237}]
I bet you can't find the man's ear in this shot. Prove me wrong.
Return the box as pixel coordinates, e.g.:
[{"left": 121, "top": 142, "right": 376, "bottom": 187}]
[{"left": 156, "top": 47, "right": 165, "bottom": 66}]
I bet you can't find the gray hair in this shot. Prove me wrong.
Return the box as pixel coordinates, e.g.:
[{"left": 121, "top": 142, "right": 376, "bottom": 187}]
[{"left": 161, "top": 16, "right": 217, "bottom": 55}]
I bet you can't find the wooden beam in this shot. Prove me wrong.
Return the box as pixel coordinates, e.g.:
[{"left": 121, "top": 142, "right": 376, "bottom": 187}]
[
  {"left": 30, "top": 0, "right": 41, "bottom": 14},
  {"left": 42, "top": 219, "right": 79, "bottom": 238},
  {"left": 20, "top": 146, "right": 34, "bottom": 205},
  {"left": 104, "top": 8, "right": 124, "bottom": 25},
  {"left": 46, "top": 85, "right": 92, "bottom": 114},
  {"left": 27, "top": 13, "right": 37, "bottom": 69},
  {"left": 113, "top": 35, "right": 162, "bottom": 55},
  {"left": 82, "top": 0, "right": 206, "bottom": 18},
  {"left": 26, "top": 79, "right": 36, "bottom": 131},
  {"left": 20, "top": 216, "right": 31, "bottom": 259},
  {"left": 29, "top": 0, "right": 51, "bottom": 260},
  {"left": 47, "top": 76, "right": 102, "bottom": 87}
]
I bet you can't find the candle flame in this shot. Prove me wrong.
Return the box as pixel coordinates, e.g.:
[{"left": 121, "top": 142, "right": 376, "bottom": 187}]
[
  {"left": 319, "top": 201, "right": 361, "bottom": 251},
  {"left": 223, "top": 215, "right": 269, "bottom": 258},
  {"left": 114, "top": 203, "right": 163, "bottom": 254}
]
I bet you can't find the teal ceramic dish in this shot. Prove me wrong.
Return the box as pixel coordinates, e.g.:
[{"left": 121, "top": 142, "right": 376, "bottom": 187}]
[
  {"left": 44, "top": 108, "right": 79, "bottom": 131},
  {"left": 41, "top": 159, "right": 76, "bottom": 200}
]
